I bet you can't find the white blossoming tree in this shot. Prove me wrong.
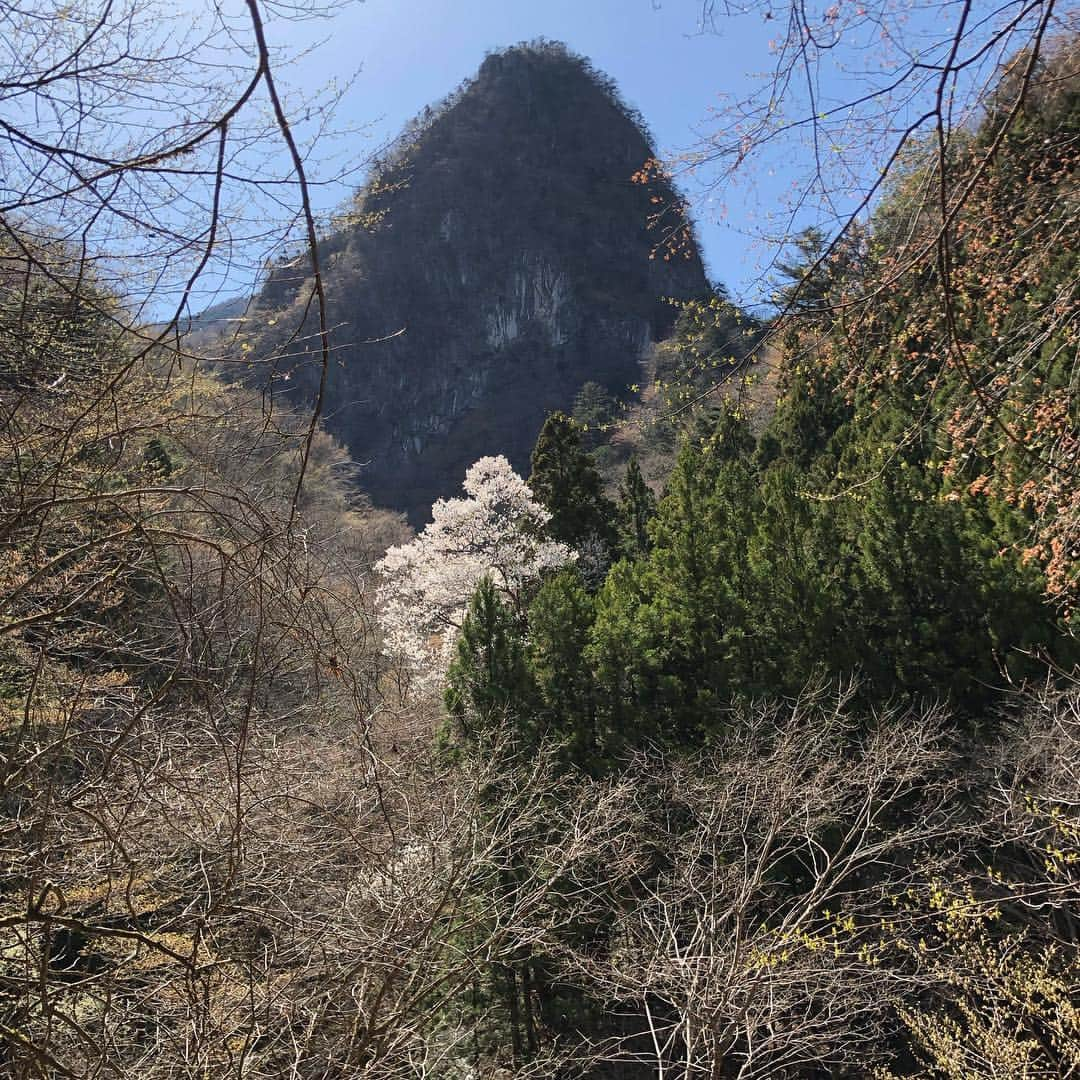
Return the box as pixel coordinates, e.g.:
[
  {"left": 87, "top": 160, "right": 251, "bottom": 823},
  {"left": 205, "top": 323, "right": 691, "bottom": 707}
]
[{"left": 376, "top": 455, "right": 574, "bottom": 677}]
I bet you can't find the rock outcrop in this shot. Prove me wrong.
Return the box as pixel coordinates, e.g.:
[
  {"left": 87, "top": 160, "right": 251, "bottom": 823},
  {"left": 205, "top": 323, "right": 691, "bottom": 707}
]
[{"left": 245, "top": 41, "right": 709, "bottom": 523}]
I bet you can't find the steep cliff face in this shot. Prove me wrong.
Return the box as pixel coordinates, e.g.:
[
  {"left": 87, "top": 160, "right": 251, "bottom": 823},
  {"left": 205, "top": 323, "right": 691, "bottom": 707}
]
[{"left": 252, "top": 41, "right": 709, "bottom": 523}]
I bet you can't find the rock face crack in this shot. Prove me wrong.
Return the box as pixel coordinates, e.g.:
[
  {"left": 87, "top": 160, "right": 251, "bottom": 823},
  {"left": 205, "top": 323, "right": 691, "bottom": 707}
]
[{"left": 246, "top": 42, "right": 709, "bottom": 524}]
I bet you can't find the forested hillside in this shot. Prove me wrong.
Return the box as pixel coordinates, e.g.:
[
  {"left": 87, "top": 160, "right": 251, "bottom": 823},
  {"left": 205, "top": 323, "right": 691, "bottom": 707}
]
[
  {"left": 1, "top": 6, "right": 1078, "bottom": 1080},
  {"left": 374, "top": 32, "right": 1080, "bottom": 1074},
  {"left": 212, "top": 42, "right": 711, "bottom": 524}
]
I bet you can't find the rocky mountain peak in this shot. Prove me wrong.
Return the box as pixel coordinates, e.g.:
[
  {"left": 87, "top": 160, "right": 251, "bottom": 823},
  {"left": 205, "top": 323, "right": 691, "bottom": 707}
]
[{"left": 247, "top": 41, "right": 710, "bottom": 523}]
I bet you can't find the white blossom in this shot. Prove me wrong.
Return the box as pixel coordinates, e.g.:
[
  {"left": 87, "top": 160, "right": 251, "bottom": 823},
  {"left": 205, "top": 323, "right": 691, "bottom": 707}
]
[{"left": 375, "top": 455, "right": 574, "bottom": 678}]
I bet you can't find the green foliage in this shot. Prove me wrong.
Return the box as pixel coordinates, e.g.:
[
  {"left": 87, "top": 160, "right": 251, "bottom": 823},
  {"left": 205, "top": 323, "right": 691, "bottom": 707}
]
[
  {"left": 571, "top": 380, "right": 616, "bottom": 456},
  {"left": 836, "top": 469, "right": 1054, "bottom": 706},
  {"left": 528, "top": 412, "right": 617, "bottom": 553},
  {"left": 459, "top": 358, "right": 1073, "bottom": 765},
  {"left": 443, "top": 578, "right": 537, "bottom": 751},
  {"left": 649, "top": 292, "right": 762, "bottom": 423},
  {"left": 770, "top": 225, "right": 832, "bottom": 313},
  {"left": 757, "top": 376, "right": 1071, "bottom": 712},
  {"left": 688, "top": 395, "right": 757, "bottom": 463},
  {"left": 615, "top": 457, "right": 657, "bottom": 559},
  {"left": 741, "top": 462, "right": 848, "bottom": 693},
  {"left": 587, "top": 386, "right": 1071, "bottom": 744},
  {"left": 142, "top": 436, "right": 175, "bottom": 477},
  {"left": 527, "top": 568, "right": 599, "bottom": 770},
  {"left": 440, "top": 574, "right": 607, "bottom": 1069},
  {"left": 590, "top": 422, "right": 761, "bottom": 747},
  {"left": 756, "top": 356, "right": 851, "bottom": 473}
]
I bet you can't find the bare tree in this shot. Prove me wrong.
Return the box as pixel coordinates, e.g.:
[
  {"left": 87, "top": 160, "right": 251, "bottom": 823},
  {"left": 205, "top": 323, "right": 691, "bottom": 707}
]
[
  {"left": 876, "top": 686, "right": 1080, "bottom": 1078},
  {"left": 0, "top": 5, "right": 404, "bottom": 1073},
  {"left": 688, "top": 0, "right": 1068, "bottom": 299},
  {"left": 0, "top": 0, "right": 362, "bottom": 516},
  {"left": 555, "top": 687, "right": 961, "bottom": 1079}
]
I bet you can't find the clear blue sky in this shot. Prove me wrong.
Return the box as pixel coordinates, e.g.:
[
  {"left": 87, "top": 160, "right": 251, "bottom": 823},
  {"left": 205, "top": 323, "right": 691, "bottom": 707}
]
[
  {"left": 266, "top": 0, "right": 794, "bottom": 305},
  {"left": 234, "top": 0, "right": 1023, "bottom": 311}
]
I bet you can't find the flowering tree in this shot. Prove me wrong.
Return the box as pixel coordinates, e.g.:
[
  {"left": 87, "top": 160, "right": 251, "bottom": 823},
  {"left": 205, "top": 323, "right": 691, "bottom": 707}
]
[{"left": 376, "top": 456, "right": 573, "bottom": 675}]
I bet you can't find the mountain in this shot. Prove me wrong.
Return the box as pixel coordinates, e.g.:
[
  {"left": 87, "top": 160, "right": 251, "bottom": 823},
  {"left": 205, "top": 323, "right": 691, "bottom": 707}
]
[{"left": 239, "top": 41, "right": 710, "bottom": 523}]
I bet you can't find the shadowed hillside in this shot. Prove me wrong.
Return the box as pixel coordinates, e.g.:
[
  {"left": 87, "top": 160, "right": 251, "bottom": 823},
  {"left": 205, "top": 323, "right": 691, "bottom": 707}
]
[{"left": 232, "top": 41, "right": 709, "bottom": 523}]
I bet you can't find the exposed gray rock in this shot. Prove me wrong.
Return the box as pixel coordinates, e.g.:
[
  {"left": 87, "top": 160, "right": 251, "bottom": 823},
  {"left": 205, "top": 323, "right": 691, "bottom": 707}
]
[{"left": 244, "top": 41, "right": 709, "bottom": 524}]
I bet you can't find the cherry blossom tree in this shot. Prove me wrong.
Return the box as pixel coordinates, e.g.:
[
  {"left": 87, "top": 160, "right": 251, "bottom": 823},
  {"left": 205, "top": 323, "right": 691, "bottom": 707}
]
[{"left": 376, "top": 456, "right": 574, "bottom": 678}]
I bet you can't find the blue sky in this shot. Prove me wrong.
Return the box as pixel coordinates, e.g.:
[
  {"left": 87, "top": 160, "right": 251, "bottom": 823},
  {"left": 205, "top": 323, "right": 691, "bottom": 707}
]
[
  {"left": 265, "top": 0, "right": 798, "bottom": 305},
  {"left": 7, "top": 0, "right": 1035, "bottom": 319},
  {"left": 201, "top": 0, "right": 1035, "bottom": 315}
]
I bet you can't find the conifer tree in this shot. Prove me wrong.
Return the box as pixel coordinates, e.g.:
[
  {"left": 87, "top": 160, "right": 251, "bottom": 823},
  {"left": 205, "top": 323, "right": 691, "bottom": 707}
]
[
  {"left": 590, "top": 426, "right": 759, "bottom": 747},
  {"left": 616, "top": 458, "right": 657, "bottom": 559},
  {"left": 526, "top": 568, "right": 599, "bottom": 770},
  {"left": 571, "top": 381, "right": 616, "bottom": 454},
  {"left": 742, "top": 462, "right": 847, "bottom": 695},
  {"left": 838, "top": 469, "right": 1065, "bottom": 712},
  {"left": 770, "top": 225, "right": 832, "bottom": 313},
  {"left": 443, "top": 578, "right": 537, "bottom": 748},
  {"left": 528, "top": 412, "right": 617, "bottom": 553}
]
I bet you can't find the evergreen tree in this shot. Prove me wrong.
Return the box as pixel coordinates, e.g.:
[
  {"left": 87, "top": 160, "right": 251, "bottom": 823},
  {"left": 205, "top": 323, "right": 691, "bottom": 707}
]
[
  {"left": 571, "top": 380, "right": 616, "bottom": 454},
  {"left": 586, "top": 556, "right": 652, "bottom": 758},
  {"left": 742, "top": 463, "right": 849, "bottom": 695},
  {"left": 440, "top": 580, "right": 546, "bottom": 1065},
  {"left": 528, "top": 411, "right": 617, "bottom": 553},
  {"left": 690, "top": 399, "right": 756, "bottom": 463},
  {"left": 443, "top": 577, "right": 600, "bottom": 1064},
  {"left": 443, "top": 578, "right": 537, "bottom": 750},
  {"left": 755, "top": 358, "right": 852, "bottom": 473},
  {"left": 526, "top": 567, "right": 599, "bottom": 770},
  {"left": 590, "top": 426, "right": 760, "bottom": 748},
  {"left": 770, "top": 225, "right": 832, "bottom": 314},
  {"left": 615, "top": 457, "right": 657, "bottom": 559},
  {"left": 837, "top": 469, "right": 1067, "bottom": 712}
]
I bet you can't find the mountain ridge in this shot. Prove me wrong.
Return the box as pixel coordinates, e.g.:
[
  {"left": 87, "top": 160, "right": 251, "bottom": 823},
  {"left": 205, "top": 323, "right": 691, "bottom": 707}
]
[{"left": 230, "top": 40, "right": 711, "bottom": 522}]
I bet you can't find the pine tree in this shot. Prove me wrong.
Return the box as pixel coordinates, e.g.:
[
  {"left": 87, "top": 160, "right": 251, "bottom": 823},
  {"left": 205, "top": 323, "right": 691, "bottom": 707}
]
[
  {"left": 742, "top": 462, "right": 850, "bottom": 694},
  {"left": 443, "top": 578, "right": 537, "bottom": 750},
  {"left": 526, "top": 568, "right": 599, "bottom": 770},
  {"left": 571, "top": 380, "right": 616, "bottom": 454},
  {"left": 838, "top": 468, "right": 1066, "bottom": 712},
  {"left": 616, "top": 458, "right": 657, "bottom": 559},
  {"left": 528, "top": 412, "right": 617, "bottom": 553},
  {"left": 590, "top": 430, "right": 759, "bottom": 747},
  {"left": 770, "top": 225, "right": 832, "bottom": 314}
]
